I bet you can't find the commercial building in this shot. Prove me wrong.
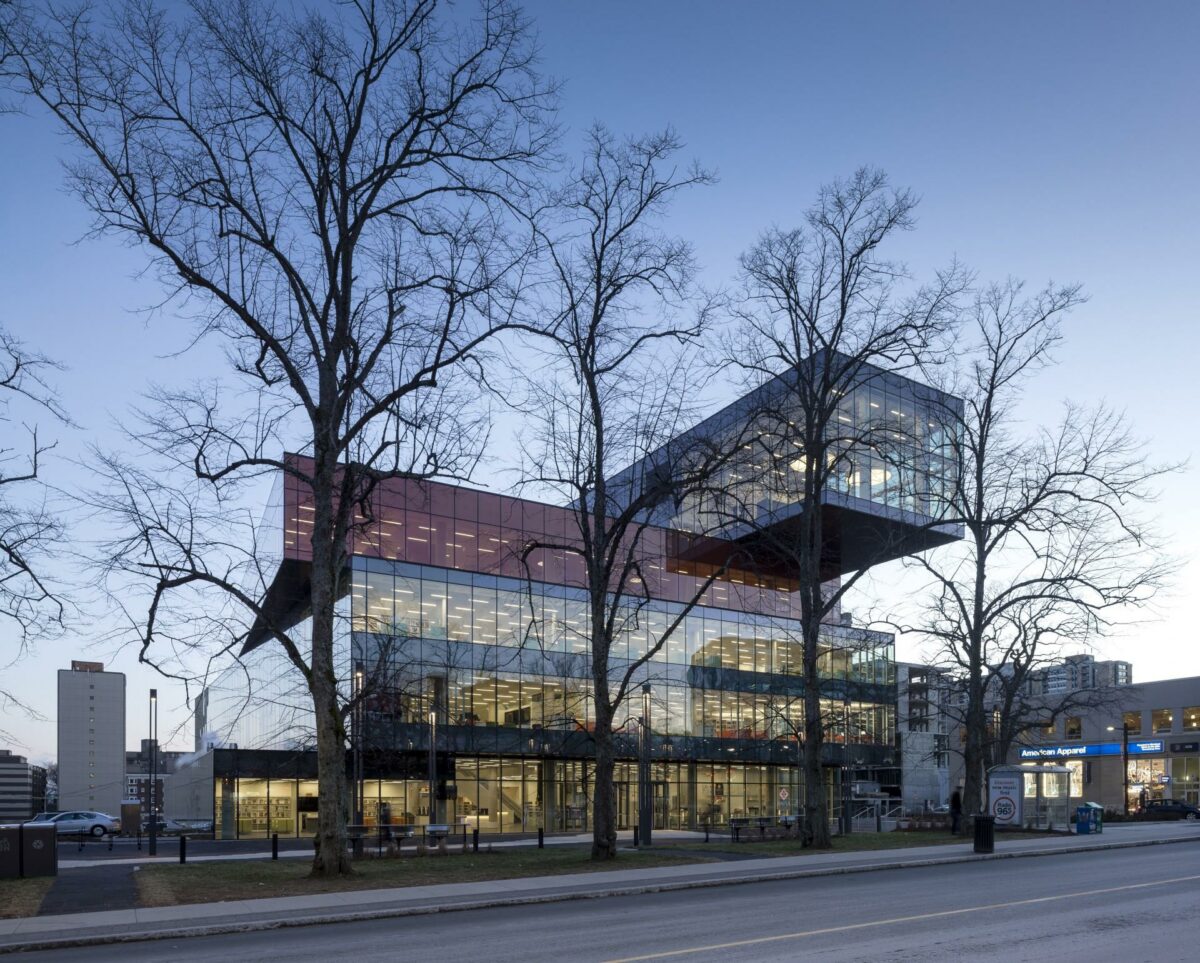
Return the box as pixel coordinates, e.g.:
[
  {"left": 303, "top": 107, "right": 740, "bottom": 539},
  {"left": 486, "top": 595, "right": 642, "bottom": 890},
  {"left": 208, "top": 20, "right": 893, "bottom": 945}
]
[
  {"left": 57, "top": 661, "right": 126, "bottom": 816},
  {"left": 177, "top": 360, "right": 961, "bottom": 837},
  {"left": 0, "top": 750, "right": 47, "bottom": 821},
  {"left": 1011, "top": 675, "right": 1200, "bottom": 812}
]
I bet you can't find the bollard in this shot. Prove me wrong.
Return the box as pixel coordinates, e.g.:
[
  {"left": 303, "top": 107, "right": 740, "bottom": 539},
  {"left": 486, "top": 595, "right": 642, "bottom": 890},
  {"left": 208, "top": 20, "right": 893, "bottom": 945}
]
[
  {"left": 472, "top": 828, "right": 479, "bottom": 853},
  {"left": 137, "top": 828, "right": 142, "bottom": 851},
  {"left": 633, "top": 825, "right": 639, "bottom": 848},
  {"left": 108, "top": 834, "right": 114, "bottom": 852},
  {"left": 704, "top": 824, "right": 709, "bottom": 843},
  {"left": 179, "top": 834, "right": 187, "bottom": 864},
  {"left": 272, "top": 832, "right": 279, "bottom": 860},
  {"left": 538, "top": 827, "right": 544, "bottom": 849}
]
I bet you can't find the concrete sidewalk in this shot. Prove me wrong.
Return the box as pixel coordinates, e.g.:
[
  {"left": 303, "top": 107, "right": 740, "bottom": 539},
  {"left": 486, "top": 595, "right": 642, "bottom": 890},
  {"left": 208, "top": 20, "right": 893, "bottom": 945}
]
[{"left": 4, "top": 822, "right": 1197, "bottom": 954}]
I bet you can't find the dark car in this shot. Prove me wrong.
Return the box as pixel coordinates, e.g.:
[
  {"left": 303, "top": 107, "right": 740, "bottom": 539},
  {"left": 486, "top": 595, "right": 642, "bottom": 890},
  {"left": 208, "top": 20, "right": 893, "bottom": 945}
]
[{"left": 1143, "top": 799, "right": 1200, "bottom": 821}]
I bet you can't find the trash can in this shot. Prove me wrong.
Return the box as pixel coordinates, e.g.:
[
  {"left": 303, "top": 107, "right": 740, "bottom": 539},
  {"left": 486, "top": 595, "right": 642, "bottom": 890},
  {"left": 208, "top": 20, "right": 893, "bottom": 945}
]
[
  {"left": 0, "top": 827, "right": 19, "bottom": 879},
  {"left": 973, "top": 814, "right": 995, "bottom": 854},
  {"left": 1075, "top": 805, "right": 1092, "bottom": 835},
  {"left": 20, "top": 823, "right": 57, "bottom": 877}
]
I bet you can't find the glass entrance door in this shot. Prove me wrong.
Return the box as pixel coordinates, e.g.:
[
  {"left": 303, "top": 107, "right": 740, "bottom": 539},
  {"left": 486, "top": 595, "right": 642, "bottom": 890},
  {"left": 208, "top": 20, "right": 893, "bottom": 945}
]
[
  {"left": 653, "top": 781, "right": 669, "bottom": 830},
  {"left": 616, "top": 781, "right": 632, "bottom": 829}
]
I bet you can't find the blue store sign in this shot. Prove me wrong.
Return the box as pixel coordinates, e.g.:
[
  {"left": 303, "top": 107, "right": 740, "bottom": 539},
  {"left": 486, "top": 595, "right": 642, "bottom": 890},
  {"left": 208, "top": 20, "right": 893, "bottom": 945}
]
[{"left": 1018, "top": 740, "right": 1164, "bottom": 760}]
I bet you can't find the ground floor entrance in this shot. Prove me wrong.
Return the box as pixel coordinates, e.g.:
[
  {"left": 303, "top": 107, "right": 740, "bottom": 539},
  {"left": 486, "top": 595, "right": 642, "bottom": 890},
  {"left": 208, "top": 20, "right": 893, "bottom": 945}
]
[{"left": 210, "top": 756, "right": 843, "bottom": 838}]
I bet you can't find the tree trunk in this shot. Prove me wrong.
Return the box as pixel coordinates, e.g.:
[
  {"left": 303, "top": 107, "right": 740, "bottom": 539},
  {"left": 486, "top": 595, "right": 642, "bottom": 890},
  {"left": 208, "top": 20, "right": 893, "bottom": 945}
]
[
  {"left": 311, "top": 659, "right": 351, "bottom": 876},
  {"left": 308, "top": 453, "right": 352, "bottom": 877},
  {"left": 961, "top": 666, "right": 986, "bottom": 818},
  {"left": 803, "top": 617, "right": 831, "bottom": 849},
  {"left": 591, "top": 713, "right": 618, "bottom": 860}
]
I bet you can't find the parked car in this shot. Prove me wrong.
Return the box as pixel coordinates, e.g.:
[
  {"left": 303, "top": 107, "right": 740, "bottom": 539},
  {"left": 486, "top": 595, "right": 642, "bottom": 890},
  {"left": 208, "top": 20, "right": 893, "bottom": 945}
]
[
  {"left": 1143, "top": 799, "right": 1200, "bottom": 821},
  {"left": 33, "top": 810, "right": 121, "bottom": 836}
]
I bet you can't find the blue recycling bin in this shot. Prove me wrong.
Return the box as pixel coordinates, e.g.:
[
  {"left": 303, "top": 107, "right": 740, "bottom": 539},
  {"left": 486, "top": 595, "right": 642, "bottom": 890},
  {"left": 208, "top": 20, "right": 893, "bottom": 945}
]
[{"left": 1076, "top": 803, "right": 1103, "bottom": 834}]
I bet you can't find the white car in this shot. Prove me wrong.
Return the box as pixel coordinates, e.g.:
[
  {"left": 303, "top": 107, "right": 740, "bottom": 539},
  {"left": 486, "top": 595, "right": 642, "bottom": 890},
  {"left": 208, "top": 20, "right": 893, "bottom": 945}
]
[{"left": 38, "top": 810, "right": 121, "bottom": 836}]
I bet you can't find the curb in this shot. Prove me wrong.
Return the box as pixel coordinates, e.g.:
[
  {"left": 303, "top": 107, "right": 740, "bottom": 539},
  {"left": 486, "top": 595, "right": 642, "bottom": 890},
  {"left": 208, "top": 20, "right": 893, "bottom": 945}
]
[{"left": 3, "top": 832, "right": 1197, "bottom": 955}]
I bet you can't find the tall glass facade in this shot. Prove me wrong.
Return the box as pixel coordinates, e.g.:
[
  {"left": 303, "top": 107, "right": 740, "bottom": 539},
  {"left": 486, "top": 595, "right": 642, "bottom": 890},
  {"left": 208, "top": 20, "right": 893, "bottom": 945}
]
[{"left": 198, "top": 359, "right": 968, "bottom": 837}]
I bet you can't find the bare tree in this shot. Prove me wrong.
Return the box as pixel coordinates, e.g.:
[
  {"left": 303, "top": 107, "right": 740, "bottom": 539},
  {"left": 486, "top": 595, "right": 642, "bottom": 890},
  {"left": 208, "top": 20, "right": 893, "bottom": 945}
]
[
  {"left": 719, "top": 168, "right": 966, "bottom": 847},
  {"left": 4, "top": 0, "right": 554, "bottom": 875},
  {"left": 911, "top": 280, "right": 1173, "bottom": 816},
  {"left": 0, "top": 327, "right": 70, "bottom": 736},
  {"left": 514, "top": 125, "right": 738, "bottom": 860}
]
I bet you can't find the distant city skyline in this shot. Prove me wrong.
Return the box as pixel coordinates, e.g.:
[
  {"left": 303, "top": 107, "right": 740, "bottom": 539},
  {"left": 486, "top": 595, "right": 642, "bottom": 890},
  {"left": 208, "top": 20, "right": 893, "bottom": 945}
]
[{"left": 0, "top": 0, "right": 1196, "bottom": 759}]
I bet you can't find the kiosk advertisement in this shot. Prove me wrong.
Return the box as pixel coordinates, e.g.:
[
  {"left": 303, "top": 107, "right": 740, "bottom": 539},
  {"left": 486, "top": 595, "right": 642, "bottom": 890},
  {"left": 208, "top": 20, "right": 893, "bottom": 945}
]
[{"left": 988, "top": 771, "right": 1023, "bottom": 826}]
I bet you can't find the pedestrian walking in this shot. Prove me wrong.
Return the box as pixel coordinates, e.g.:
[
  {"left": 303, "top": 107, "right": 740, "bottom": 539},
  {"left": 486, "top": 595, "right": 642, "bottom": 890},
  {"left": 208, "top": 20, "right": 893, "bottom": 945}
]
[{"left": 950, "top": 790, "right": 962, "bottom": 835}]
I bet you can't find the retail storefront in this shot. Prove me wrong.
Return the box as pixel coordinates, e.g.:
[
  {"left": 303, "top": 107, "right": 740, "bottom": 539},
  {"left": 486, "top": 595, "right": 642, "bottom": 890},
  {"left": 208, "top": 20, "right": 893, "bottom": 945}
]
[{"left": 1016, "top": 737, "right": 1199, "bottom": 812}]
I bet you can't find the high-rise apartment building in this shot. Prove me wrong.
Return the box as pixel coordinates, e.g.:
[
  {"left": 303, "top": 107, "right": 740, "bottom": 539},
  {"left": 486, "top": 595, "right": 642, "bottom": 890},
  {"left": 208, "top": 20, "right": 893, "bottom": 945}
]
[
  {"left": 1030, "top": 654, "right": 1133, "bottom": 697},
  {"left": 57, "top": 661, "right": 126, "bottom": 815},
  {"left": 0, "top": 749, "right": 47, "bottom": 820}
]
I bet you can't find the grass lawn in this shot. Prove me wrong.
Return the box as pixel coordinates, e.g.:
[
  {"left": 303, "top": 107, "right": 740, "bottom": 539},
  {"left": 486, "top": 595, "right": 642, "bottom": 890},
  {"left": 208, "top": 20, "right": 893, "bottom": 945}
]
[
  {"left": 136, "top": 845, "right": 713, "bottom": 908},
  {"left": 136, "top": 828, "right": 1065, "bottom": 909},
  {"left": 0, "top": 877, "right": 53, "bottom": 918}
]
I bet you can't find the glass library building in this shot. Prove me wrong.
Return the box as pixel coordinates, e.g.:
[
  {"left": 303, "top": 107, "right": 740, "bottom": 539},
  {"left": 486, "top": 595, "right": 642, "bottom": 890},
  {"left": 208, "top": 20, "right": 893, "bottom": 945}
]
[{"left": 177, "top": 358, "right": 960, "bottom": 838}]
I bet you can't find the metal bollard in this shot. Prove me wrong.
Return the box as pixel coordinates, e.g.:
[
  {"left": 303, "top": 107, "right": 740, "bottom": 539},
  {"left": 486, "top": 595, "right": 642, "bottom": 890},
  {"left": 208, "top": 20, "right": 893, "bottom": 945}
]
[
  {"left": 704, "top": 824, "right": 709, "bottom": 843},
  {"left": 179, "top": 834, "right": 187, "bottom": 864},
  {"left": 272, "top": 832, "right": 279, "bottom": 860},
  {"left": 633, "top": 825, "right": 639, "bottom": 847},
  {"left": 137, "top": 828, "right": 142, "bottom": 851},
  {"left": 108, "top": 834, "right": 113, "bottom": 851},
  {"left": 472, "top": 828, "right": 479, "bottom": 853},
  {"left": 538, "top": 827, "right": 544, "bottom": 849}
]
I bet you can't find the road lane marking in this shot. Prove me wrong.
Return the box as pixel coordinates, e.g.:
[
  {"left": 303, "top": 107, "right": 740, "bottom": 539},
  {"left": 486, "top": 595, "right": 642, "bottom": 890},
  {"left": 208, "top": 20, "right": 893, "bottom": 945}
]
[{"left": 603, "top": 873, "right": 1200, "bottom": 961}]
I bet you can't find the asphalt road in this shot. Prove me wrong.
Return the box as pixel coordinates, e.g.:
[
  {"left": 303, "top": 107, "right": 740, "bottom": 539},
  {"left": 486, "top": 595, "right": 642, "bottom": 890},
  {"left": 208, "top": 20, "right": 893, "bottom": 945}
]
[{"left": 22, "top": 843, "right": 1200, "bottom": 962}]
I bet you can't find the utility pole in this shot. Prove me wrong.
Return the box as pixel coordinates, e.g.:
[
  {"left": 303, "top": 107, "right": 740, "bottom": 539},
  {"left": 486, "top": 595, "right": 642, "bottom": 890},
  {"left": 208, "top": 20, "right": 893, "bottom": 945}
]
[{"left": 1108, "top": 722, "right": 1131, "bottom": 815}]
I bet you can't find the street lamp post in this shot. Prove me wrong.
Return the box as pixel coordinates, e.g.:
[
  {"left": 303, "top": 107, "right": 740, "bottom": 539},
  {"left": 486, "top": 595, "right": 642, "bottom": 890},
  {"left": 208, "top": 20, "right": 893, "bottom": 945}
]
[
  {"left": 1106, "top": 722, "right": 1131, "bottom": 815},
  {"left": 428, "top": 708, "right": 438, "bottom": 825},
  {"left": 353, "top": 663, "right": 365, "bottom": 827},
  {"left": 148, "top": 689, "right": 158, "bottom": 856},
  {"left": 841, "top": 695, "right": 852, "bottom": 836},
  {"left": 638, "top": 685, "right": 652, "bottom": 846}
]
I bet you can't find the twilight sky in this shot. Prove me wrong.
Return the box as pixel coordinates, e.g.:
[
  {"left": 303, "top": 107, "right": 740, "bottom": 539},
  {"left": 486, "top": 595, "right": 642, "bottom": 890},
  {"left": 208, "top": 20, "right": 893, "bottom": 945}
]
[{"left": 1, "top": 0, "right": 1197, "bottom": 760}]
